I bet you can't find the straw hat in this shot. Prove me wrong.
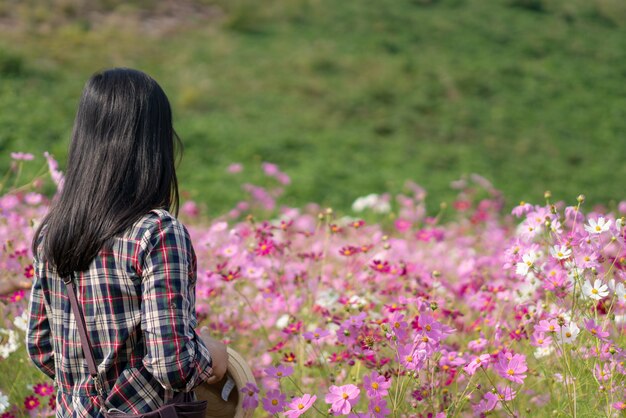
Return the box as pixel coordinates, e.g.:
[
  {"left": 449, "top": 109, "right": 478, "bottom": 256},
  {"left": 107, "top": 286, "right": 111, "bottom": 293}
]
[{"left": 194, "top": 346, "right": 256, "bottom": 418}]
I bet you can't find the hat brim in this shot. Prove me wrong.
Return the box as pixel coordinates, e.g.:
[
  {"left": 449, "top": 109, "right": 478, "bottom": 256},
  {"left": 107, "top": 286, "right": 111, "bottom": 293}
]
[{"left": 194, "top": 346, "right": 256, "bottom": 418}]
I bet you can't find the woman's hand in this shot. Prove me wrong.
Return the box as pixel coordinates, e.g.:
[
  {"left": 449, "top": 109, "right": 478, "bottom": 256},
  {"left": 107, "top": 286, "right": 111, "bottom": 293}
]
[{"left": 199, "top": 327, "right": 228, "bottom": 384}]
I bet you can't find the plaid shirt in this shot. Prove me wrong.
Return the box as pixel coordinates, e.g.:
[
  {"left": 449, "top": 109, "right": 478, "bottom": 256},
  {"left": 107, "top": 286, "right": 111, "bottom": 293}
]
[{"left": 27, "top": 209, "right": 213, "bottom": 417}]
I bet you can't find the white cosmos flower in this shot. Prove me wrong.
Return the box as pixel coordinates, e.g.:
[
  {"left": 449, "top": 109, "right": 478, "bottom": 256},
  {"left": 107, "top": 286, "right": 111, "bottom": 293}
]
[
  {"left": 584, "top": 217, "right": 611, "bottom": 234},
  {"left": 0, "top": 390, "right": 8, "bottom": 413},
  {"left": 557, "top": 322, "right": 580, "bottom": 345},
  {"left": 582, "top": 279, "right": 609, "bottom": 300},
  {"left": 275, "top": 314, "right": 290, "bottom": 329},
  {"left": 534, "top": 345, "right": 555, "bottom": 359},
  {"left": 515, "top": 251, "right": 539, "bottom": 276},
  {"left": 13, "top": 311, "right": 28, "bottom": 332},
  {"left": 0, "top": 329, "right": 19, "bottom": 359},
  {"left": 615, "top": 282, "right": 626, "bottom": 304},
  {"left": 550, "top": 245, "right": 571, "bottom": 260},
  {"left": 351, "top": 194, "right": 390, "bottom": 213},
  {"left": 352, "top": 194, "right": 378, "bottom": 212}
]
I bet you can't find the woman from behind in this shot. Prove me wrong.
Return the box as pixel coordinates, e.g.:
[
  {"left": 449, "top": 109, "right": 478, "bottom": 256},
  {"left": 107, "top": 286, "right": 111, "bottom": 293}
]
[{"left": 27, "top": 68, "right": 227, "bottom": 417}]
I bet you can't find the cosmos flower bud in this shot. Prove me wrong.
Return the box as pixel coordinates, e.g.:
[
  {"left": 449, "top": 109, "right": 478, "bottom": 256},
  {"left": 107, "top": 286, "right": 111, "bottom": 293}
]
[
  {"left": 544, "top": 191, "right": 551, "bottom": 199},
  {"left": 577, "top": 194, "right": 585, "bottom": 203}
]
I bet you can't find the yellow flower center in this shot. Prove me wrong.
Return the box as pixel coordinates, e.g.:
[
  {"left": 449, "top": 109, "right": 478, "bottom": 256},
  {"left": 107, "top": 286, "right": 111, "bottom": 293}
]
[
  {"left": 425, "top": 325, "right": 432, "bottom": 331},
  {"left": 372, "top": 382, "right": 379, "bottom": 389},
  {"left": 595, "top": 225, "right": 602, "bottom": 231},
  {"left": 298, "top": 403, "right": 304, "bottom": 410},
  {"left": 406, "top": 356, "right": 413, "bottom": 362},
  {"left": 342, "top": 393, "right": 349, "bottom": 400},
  {"left": 592, "top": 288, "right": 598, "bottom": 294},
  {"left": 375, "top": 406, "right": 381, "bottom": 412},
  {"left": 272, "top": 399, "right": 278, "bottom": 406},
  {"left": 507, "top": 369, "right": 514, "bottom": 375}
]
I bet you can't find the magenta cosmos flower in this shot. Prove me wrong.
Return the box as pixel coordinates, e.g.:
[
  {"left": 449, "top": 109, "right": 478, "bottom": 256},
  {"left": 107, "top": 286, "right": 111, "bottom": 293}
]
[
  {"left": 284, "top": 394, "right": 317, "bottom": 418},
  {"left": 265, "top": 364, "right": 294, "bottom": 379},
  {"left": 262, "top": 389, "right": 287, "bottom": 414},
  {"left": 241, "top": 383, "right": 259, "bottom": 409},
  {"left": 325, "top": 384, "right": 360, "bottom": 415},
  {"left": 363, "top": 371, "right": 391, "bottom": 398}
]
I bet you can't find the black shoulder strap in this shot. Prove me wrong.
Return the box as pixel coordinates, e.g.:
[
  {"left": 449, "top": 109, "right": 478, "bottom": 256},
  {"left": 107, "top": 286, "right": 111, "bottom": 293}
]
[{"left": 62, "top": 273, "right": 108, "bottom": 406}]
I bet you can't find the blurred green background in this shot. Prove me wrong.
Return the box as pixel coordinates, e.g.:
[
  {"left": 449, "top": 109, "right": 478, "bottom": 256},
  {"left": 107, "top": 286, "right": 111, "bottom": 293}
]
[{"left": 1, "top": 0, "right": 625, "bottom": 215}]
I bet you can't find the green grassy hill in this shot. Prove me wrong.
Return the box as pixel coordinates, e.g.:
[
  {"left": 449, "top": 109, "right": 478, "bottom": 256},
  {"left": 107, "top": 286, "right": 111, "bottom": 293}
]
[{"left": 1, "top": 0, "right": 625, "bottom": 215}]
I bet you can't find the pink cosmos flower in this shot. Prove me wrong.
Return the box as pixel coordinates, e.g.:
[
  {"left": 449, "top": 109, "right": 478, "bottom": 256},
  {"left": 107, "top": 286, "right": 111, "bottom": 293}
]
[
  {"left": 418, "top": 314, "right": 452, "bottom": 342},
  {"left": 24, "top": 192, "right": 43, "bottom": 205},
  {"left": 303, "top": 328, "right": 331, "bottom": 342},
  {"left": 276, "top": 172, "right": 291, "bottom": 185},
  {"left": 262, "top": 162, "right": 280, "bottom": 176},
  {"left": 387, "top": 312, "right": 409, "bottom": 341},
  {"left": 536, "top": 319, "right": 560, "bottom": 334},
  {"left": 584, "top": 319, "right": 610, "bottom": 341},
  {"left": 181, "top": 201, "right": 199, "bottom": 217},
  {"left": 265, "top": 364, "right": 293, "bottom": 379},
  {"left": 262, "top": 389, "right": 287, "bottom": 414},
  {"left": 594, "top": 363, "right": 612, "bottom": 381},
  {"left": 44, "top": 151, "right": 64, "bottom": 190},
  {"left": 398, "top": 343, "right": 427, "bottom": 371},
  {"left": 284, "top": 394, "right": 316, "bottom": 418},
  {"left": 368, "top": 398, "right": 390, "bottom": 417},
  {"left": 530, "top": 331, "right": 552, "bottom": 348},
  {"left": 512, "top": 202, "right": 533, "bottom": 217},
  {"left": 10, "top": 152, "right": 34, "bottom": 161},
  {"left": 325, "top": 384, "right": 360, "bottom": 415},
  {"left": 394, "top": 219, "right": 412, "bottom": 233},
  {"left": 494, "top": 352, "right": 527, "bottom": 384},
  {"left": 463, "top": 354, "right": 490, "bottom": 375},
  {"left": 241, "top": 383, "right": 259, "bottom": 409},
  {"left": 227, "top": 163, "right": 243, "bottom": 173},
  {"left": 363, "top": 371, "right": 391, "bottom": 398}
]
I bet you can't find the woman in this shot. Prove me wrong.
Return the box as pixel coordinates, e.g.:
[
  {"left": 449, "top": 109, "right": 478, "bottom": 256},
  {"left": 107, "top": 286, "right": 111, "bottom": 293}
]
[{"left": 27, "top": 68, "right": 227, "bottom": 416}]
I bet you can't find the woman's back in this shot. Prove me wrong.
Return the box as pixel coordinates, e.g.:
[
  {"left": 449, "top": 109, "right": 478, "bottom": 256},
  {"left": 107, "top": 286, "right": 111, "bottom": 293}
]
[{"left": 28, "top": 209, "right": 213, "bottom": 417}]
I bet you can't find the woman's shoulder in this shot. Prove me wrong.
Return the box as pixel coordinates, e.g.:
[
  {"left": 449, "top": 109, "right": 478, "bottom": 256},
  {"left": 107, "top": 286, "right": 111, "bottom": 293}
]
[{"left": 132, "top": 208, "right": 190, "bottom": 242}]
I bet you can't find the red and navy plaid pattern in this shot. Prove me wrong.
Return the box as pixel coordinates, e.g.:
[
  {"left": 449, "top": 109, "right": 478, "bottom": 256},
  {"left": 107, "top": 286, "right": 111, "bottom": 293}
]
[{"left": 27, "top": 209, "right": 213, "bottom": 417}]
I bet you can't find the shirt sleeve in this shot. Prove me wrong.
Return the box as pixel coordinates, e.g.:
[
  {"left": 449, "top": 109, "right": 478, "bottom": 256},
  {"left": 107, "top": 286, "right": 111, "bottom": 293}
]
[
  {"left": 140, "top": 213, "right": 213, "bottom": 392},
  {"left": 26, "top": 254, "right": 56, "bottom": 381}
]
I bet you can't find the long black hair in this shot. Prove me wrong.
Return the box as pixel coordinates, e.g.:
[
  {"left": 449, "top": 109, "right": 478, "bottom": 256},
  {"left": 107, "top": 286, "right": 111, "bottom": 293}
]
[{"left": 32, "top": 68, "right": 181, "bottom": 278}]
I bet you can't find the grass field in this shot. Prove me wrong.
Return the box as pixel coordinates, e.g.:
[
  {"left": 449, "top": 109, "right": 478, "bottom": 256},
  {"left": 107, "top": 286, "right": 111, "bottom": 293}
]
[{"left": 1, "top": 0, "right": 626, "bottom": 216}]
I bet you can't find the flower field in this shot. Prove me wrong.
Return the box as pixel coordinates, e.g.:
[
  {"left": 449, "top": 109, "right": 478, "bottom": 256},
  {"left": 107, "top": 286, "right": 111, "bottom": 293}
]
[{"left": 1, "top": 154, "right": 625, "bottom": 417}]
